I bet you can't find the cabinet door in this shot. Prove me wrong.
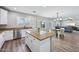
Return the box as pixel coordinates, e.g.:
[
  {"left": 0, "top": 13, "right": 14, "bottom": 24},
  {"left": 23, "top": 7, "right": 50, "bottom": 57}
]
[
  {"left": 25, "top": 33, "right": 40, "bottom": 52},
  {"left": 4, "top": 31, "right": 13, "bottom": 41},
  {"left": 20, "top": 30, "right": 26, "bottom": 37},
  {"left": 30, "top": 36, "right": 40, "bottom": 52},
  {"left": 0, "top": 9, "right": 1, "bottom": 23},
  {"left": 25, "top": 33, "right": 30, "bottom": 47},
  {"left": 0, "top": 9, "right": 8, "bottom": 24},
  {"left": 26, "top": 34, "right": 32, "bottom": 50},
  {"left": 40, "top": 38, "right": 50, "bottom": 52},
  {"left": 31, "top": 37, "right": 40, "bottom": 52},
  {"left": 0, "top": 34, "right": 4, "bottom": 49}
]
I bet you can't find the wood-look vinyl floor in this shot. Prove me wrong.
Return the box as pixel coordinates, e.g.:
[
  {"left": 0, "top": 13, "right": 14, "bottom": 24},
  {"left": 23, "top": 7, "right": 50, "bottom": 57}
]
[
  {"left": 0, "top": 38, "right": 30, "bottom": 52},
  {"left": 0, "top": 31, "right": 79, "bottom": 52},
  {"left": 53, "top": 31, "right": 79, "bottom": 52}
]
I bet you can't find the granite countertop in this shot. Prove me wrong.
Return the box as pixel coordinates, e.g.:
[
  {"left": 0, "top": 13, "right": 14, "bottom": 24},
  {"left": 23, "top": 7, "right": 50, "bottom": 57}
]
[
  {"left": 26, "top": 29, "right": 55, "bottom": 41},
  {"left": 0, "top": 27, "right": 32, "bottom": 35},
  {"left": 0, "top": 27, "right": 32, "bottom": 31}
]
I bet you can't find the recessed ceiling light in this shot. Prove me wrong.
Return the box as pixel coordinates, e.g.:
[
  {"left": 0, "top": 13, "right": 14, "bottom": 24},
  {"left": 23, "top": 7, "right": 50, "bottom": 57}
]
[{"left": 14, "top": 8, "right": 16, "bottom": 10}]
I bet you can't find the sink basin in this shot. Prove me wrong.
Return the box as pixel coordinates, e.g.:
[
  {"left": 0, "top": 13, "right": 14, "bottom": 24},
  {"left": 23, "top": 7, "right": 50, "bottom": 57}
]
[{"left": 39, "top": 31, "right": 47, "bottom": 35}]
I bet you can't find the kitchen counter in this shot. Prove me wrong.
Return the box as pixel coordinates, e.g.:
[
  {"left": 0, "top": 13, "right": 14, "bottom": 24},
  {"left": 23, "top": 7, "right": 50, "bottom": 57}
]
[
  {"left": 26, "top": 29, "right": 55, "bottom": 41},
  {"left": 22, "top": 29, "right": 55, "bottom": 52},
  {"left": 0, "top": 27, "right": 32, "bottom": 40},
  {"left": 0, "top": 27, "right": 32, "bottom": 31}
]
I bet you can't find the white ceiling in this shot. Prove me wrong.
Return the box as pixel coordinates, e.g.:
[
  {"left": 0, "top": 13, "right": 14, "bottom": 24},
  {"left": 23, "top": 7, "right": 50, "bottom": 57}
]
[{"left": 4, "top": 6, "right": 79, "bottom": 19}]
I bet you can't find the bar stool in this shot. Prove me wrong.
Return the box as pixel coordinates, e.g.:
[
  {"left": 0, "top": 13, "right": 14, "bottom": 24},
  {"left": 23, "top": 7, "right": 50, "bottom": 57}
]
[
  {"left": 60, "top": 28, "right": 65, "bottom": 39},
  {"left": 55, "top": 29, "right": 60, "bottom": 39}
]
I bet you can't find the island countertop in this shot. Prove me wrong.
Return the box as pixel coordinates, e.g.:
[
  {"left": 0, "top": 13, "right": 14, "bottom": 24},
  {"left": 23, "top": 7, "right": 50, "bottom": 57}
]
[{"left": 26, "top": 29, "right": 55, "bottom": 41}]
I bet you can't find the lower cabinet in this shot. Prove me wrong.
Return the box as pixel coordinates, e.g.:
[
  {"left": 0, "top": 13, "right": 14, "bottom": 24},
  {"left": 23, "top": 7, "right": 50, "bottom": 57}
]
[
  {"left": 40, "top": 38, "right": 50, "bottom": 52},
  {"left": 0, "top": 33, "right": 5, "bottom": 49},
  {"left": 20, "top": 29, "right": 27, "bottom": 37},
  {"left": 25, "top": 34, "right": 33, "bottom": 50},
  {"left": 31, "top": 39, "right": 40, "bottom": 52},
  {"left": 3, "top": 31, "right": 13, "bottom": 41},
  {"left": 25, "top": 33, "right": 50, "bottom": 52}
]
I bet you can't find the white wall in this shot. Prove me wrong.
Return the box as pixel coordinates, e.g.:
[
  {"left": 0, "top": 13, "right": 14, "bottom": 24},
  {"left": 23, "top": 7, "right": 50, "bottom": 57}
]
[
  {"left": 62, "top": 20, "right": 79, "bottom": 27},
  {"left": 75, "top": 20, "right": 79, "bottom": 27}
]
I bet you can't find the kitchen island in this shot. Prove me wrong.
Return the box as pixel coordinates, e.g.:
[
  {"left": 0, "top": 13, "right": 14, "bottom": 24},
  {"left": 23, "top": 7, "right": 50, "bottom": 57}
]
[{"left": 21, "top": 29, "right": 55, "bottom": 52}]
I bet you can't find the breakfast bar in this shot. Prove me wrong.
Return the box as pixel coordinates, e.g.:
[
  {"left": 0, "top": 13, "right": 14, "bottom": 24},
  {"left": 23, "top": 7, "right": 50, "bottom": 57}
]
[{"left": 22, "top": 29, "right": 55, "bottom": 52}]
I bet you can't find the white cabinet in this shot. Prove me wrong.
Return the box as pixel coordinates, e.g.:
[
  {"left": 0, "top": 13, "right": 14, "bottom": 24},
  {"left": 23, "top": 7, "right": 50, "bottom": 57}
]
[
  {"left": 31, "top": 37, "right": 50, "bottom": 52},
  {"left": 20, "top": 29, "right": 30, "bottom": 38},
  {"left": 40, "top": 38, "right": 50, "bottom": 52},
  {"left": 25, "top": 34, "right": 32, "bottom": 49},
  {"left": 0, "top": 31, "right": 14, "bottom": 49},
  {"left": 20, "top": 30, "right": 27, "bottom": 37},
  {"left": 31, "top": 38, "right": 40, "bottom": 52},
  {"left": 25, "top": 32, "right": 50, "bottom": 52},
  {"left": 0, "top": 33, "right": 5, "bottom": 49},
  {"left": 0, "top": 8, "right": 8, "bottom": 25},
  {"left": 20, "top": 29, "right": 51, "bottom": 52},
  {"left": 3, "top": 31, "right": 13, "bottom": 41}
]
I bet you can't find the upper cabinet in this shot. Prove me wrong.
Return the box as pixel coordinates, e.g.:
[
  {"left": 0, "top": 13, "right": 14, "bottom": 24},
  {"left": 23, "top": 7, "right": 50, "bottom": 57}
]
[{"left": 0, "top": 8, "right": 8, "bottom": 25}]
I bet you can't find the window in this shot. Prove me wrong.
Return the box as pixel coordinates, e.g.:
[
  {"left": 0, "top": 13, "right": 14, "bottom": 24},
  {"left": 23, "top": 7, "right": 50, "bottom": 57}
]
[
  {"left": 17, "top": 17, "right": 30, "bottom": 25},
  {"left": 41, "top": 21, "right": 45, "bottom": 28}
]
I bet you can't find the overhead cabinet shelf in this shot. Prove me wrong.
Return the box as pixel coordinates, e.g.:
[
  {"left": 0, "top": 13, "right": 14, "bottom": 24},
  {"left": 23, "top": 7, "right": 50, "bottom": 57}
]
[{"left": 0, "top": 8, "right": 8, "bottom": 25}]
